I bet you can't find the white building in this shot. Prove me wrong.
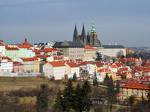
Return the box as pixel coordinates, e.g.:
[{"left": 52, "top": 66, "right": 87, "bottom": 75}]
[
  {"left": 0, "top": 40, "right": 6, "bottom": 56},
  {"left": 98, "top": 45, "right": 126, "bottom": 57},
  {"left": 0, "top": 59, "right": 13, "bottom": 73},
  {"left": 43, "top": 61, "right": 66, "bottom": 80},
  {"left": 65, "top": 62, "right": 80, "bottom": 78}
]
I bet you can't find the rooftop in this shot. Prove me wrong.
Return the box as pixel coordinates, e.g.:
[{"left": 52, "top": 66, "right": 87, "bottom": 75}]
[{"left": 53, "top": 41, "right": 84, "bottom": 48}]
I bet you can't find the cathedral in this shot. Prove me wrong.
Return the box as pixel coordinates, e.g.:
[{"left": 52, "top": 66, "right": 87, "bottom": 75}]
[{"left": 73, "top": 24, "right": 102, "bottom": 47}]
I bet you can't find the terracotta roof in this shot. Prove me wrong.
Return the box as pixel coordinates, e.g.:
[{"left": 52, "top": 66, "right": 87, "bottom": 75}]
[
  {"left": 18, "top": 38, "right": 32, "bottom": 49},
  {"left": 22, "top": 57, "right": 38, "bottom": 62},
  {"left": 13, "top": 61, "right": 23, "bottom": 66},
  {"left": 0, "top": 56, "right": 12, "bottom": 61},
  {"left": 40, "top": 48, "right": 58, "bottom": 52},
  {"left": 144, "top": 62, "right": 150, "bottom": 67},
  {"left": 132, "top": 66, "right": 143, "bottom": 72},
  {"left": 121, "top": 58, "right": 138, "bottom": 63},
  {"left": 53, "top": 56, "right": 63, "bottom": 60},
  {"left": 136, "top": 76, "right": 150, "bottom": 82},
  {"left": 98, "top": 68, "right": 111, "bottom": 73},
  {"left": 5, "top": 45, "right": 19, "bottom": 50},
  {"left": 122, "top": 82, "right": 150, "bottom": 90},
  {"left": 0, "top": 40, "right": 5, "bottom": 46},
  {"left": 143, "top": 67, "right": 150, "bottom": 72},
  {"left": 66, "top": 62, "right": 79, "bottom": 67},
  {"left": 49, "top": 61, "right": 65, "bottom": 67},
  {"left": 36, "top": 55, "right": 49, "bottom": 58},
  {"left": 110, "top": 64, "right": 118, "bottom": 68},
  {"left": 84, "top": 45, "right": 95, "bottom": 50},
  {"left": 117, "top": 67, "right": 129, "bottom": 73},
  {"left": 114, "top": 62, "right": 123, "bottom": 67},
  {"left": 95, "top": 62, "right": 104, "bottom": 67}
]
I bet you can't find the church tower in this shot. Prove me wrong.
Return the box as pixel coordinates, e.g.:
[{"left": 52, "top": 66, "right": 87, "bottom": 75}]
[
  {"left": 73, "top": 24, "right": 78, "bottom": 42},
  {"left": 72, "top": 23, "right": 101, "bottom": 47},
  {"left": 88, "top": 23, "right": 101, "bottom": 47},
  {"left": 81, "top": 24, "right": 86, "bottom": 45}
]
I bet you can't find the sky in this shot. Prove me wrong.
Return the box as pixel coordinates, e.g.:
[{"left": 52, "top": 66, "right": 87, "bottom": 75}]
[{"left": 0, "top": 0, "right": 150, "bottom": 47}]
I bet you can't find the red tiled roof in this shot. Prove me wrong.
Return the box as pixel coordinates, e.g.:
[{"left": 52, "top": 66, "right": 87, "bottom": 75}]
[
  {"left": 121, "top": 58, "right": 139, "bottom": 63},
  {"left": 36, "top": 55, "right": 49, "bottom": 58},
  {"left": 95, "top": 63, "right": 103, "bottom": 67},
  {"left": 139, "top": 76, "right": 150, "bottom": 82},
  {"left": 66, "top": 62, "right": 79, "bottom": 67},
  {"left": 110, "top": 64, "right": 118, "bottom": 68},
  {"left": 0, "top": 40, "right": 5, "bottom": 46},
  {"left": 33, "top": 49, "right": 41, "bottom": 54},
  {"left": 13, "top": 61, "right": 23, "bottom": 66},
  {"left": 84, "top": 45, "right": 95, "bottom": 50},
  {"left": 114, "top": 62, "right": 123, "bottom": 67},
  {"left": 53, "top": 56, "right": 63, "bottom": 60},
  {"left": 122, "top": 82, "right": 150, "bottom": 90},
  {"left": 132, "top": 66, "right": 143, "bottom": 72},
  {"left": 143, "top": 67, "right": 150, "bottom": 72},
  {"left": 49, "top": 61, "right": 65, "bottom": 67},
  {"left": 40, "top": 48, "right": 58, "bottom": 52},
  {"left": 98, "top": 68, "right": 111, "bottom": 73},
  {"left": 22, "top": 57, "right": 38, "bottom": 62},
  {"left": 18, "top": 38, "right": 32, "bottom": 49},
  {"left": 117, "top": 67, "right": 129, "bottom": 73},
  {"left": 5, "top": 45, "right": 19, "bottom": 50},
  {"left": 0, "top": 56, "right": 12, "bottom": 61}
]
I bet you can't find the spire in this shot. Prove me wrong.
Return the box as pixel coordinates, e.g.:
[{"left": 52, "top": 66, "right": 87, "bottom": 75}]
[
  {"left": 90, "top": 23, "right": 96, "bottom": 33},
  {"left": 73, "top": 24, "right": 78, "bottom": 42},
  {"left": 81, "top": 24, "right": 86, "bottom": 37},
  {"left": 25, "top": 38, "right": 27, "bottom": 43}
]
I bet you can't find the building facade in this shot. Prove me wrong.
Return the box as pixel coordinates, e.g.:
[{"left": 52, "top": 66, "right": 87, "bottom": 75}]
[
  {"left": 43, "top": 61, "right": 66, "bottom": 80},
  {"left": 98, "top": 45, "right": 126, "bottom": 57},
  {"left": 53, "top": 41, "right": 84, "bottom": 60}
]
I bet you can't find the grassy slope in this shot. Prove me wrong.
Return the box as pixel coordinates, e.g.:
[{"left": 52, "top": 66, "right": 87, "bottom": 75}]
[{"left": 0, "top": 77, "right": 64, "bottom": 92}]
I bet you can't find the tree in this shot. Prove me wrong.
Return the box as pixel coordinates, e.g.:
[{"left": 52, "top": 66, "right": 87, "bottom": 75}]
[
  {"left": 62, "top": 79, "right": 74, "bottom": 111},
  {"left": 104, "top": 73, "right": 109, "bottom": 86},
  {"left": 104, "top": 76, "right": 116, "bottom": 112},
  {"left": 82, "top": 81, "right": 91, "bottom": 95},
  {"left": 93, "top": 72, "right": 98, "bottom": 86},
  {"left": 112, "top": 57, "right": 116, "bottom": 63},
  {"left": 72, "top": 72, "right": 77, "bottom": 81},
  {"left": 81, "top": 81, "right": 91, "bottom": 112},
  {"left": 147, "top": 84, "right": 150, "bottom": 108},
  {"left": 36, "top": 84, "right": 49, "bottom": 112},
  {"left": 73, "top": 84, "right": 84, "bottom": 112},
  {"left": 54, "top": 90, "right": 66, "bottom": 112},
  {"left": 95, "top": 52, "right": 102, "bottom": 61},
  {"left": 128, "top": 95, "right": 135, "bottom": 111},
  {"left": 147, "top": 90, "right": 150, "bottom": 102},
  {"left": 117, "top": 51, "right": 124, "bottom": 59},
  {"left": 115, "top": 81, "right": 120, "bottom": 96}
]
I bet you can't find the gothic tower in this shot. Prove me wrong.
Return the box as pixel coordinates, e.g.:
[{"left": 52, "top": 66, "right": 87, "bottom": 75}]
[
  {"left": 81, "top": 24, "right": 86, "bottom": 45},
  {"left": 73, "top": 24, "right": 78, "bottom": 42},
  {"left": 72, "top": 23, "right": 101, "bottom": 47}
]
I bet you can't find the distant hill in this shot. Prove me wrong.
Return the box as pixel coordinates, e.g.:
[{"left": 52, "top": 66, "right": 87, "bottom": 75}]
[{"left": 128, "top": 47, "right": 150, "bottom": 51}]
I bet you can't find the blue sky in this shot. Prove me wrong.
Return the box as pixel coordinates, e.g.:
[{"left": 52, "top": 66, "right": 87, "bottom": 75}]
[{"left": 0, "top": 0, "right": 150, "bottom": 47}]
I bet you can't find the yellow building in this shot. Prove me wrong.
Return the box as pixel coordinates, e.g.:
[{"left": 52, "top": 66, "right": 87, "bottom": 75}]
[
  {"left": 119, "top": 82, "right": 150, "bottom": 101},
  {"left": 22, "top": 57, "right": 40, "bottom": 73},
  {"left": 84, "top": 45, "right": 96, "bottom": 61}
]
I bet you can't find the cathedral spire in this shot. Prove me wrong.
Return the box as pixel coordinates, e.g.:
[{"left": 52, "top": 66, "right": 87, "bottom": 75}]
[
  {"left": 81, "top": 24, "right": 86, "bottom": 37},
  {"left": 73, "top": 24, "right": 78, "bottom": 42},
  {"left": 81, "top": 24, "right": 86, "bottom": 45},
  {"left": 25, "top": 38, "right": 27, "bottom": 43}
]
